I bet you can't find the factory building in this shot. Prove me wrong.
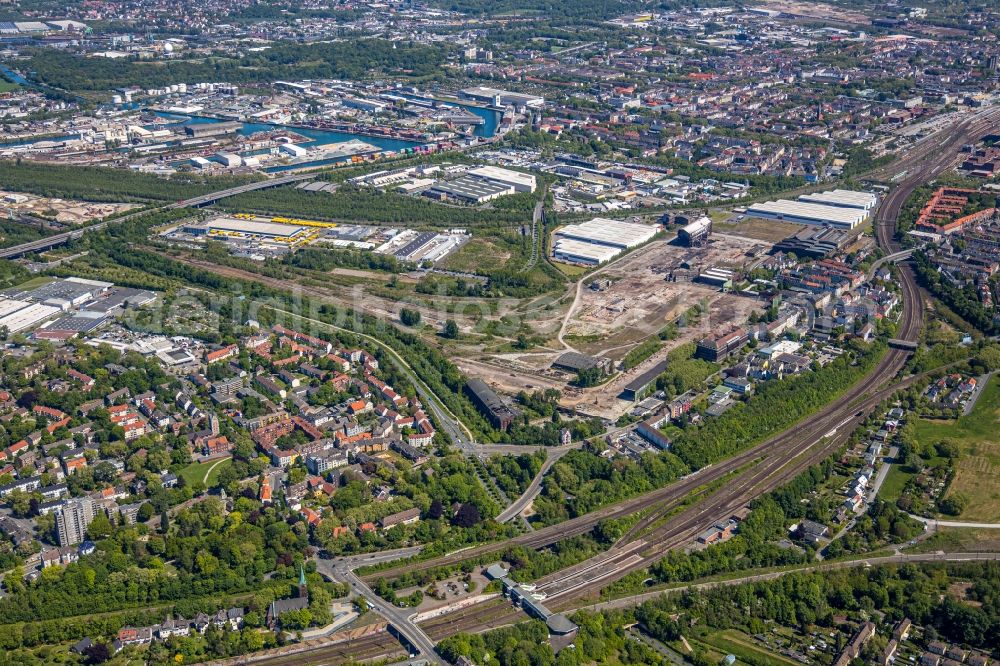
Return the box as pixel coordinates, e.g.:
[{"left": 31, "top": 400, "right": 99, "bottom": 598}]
[
  {"left": 342, "top": 97, "right": 388, "bottom": 114},
  {"left": 552, "top": 239, "right": 621, "bottom": 266},
  {"left": 556, "top": 217, "right": 658, "bottom": 250},
  {"left": 183, "top": 217, "right": 309, "bottom": 241},
  {"left": 696, "top": 267, "right": 734, "bottom": 289},
  {"left": 622, "top": 360, "right": 670, "bottom": 402},
  {"left": 551, "top": 351, "right": 613, "bottom": 375},
  {"left": 0, "top": 299, "right": 60, "bottom": 334},
  {"left": 0, "top": 277, "right": 120, "bottom": 334},
  {"left": 280, "top": 143, "right": 309, "bottom": 158},
  {"left": 773, "top": 226, "right": 851, "bottom": 258},
  {"left": 797, "top": 189, "right": 877, "bottom": 211},
  {"left": 212, "top": 152, "right": 242, "bottom": 168},
  {"left": 10, "top": 276, "right": 113, "bottom": 309},
  {"left": 460, "top": 86, "right": 545, "bottom": 109},
  {"left": 678, "top": 217, "right": 712, "bottom": 246},
  {"left": 553, "top": 217, "right": 659, "bottom": 265},
  {"left": 34, "top": 312, "right": 108, "bottom": 341},
  {"left": 746, "top": 199, "right": 868, "bottom": 229},
  {"left": 465, "top": 379, "right": 519, "bottom": 431},
  {"left": 467, "top": 166, "right": 537, "bottom": 193},
  {"left": 428, "top": 177, "right": 514, "bottom": 204},
  {"left": 183, "top": 121, "right": 242, "bottom": 138}
]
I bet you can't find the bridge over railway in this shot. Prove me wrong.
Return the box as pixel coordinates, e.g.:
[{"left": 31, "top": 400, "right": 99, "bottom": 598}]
[{"left": 868, "top": 248, "right": 916, "bottom": 278}]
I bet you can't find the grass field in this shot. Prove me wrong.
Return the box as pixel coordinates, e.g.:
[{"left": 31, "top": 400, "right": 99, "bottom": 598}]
[
  {"left": 9, "top": 276, "right": 55, "bottom": 291},
  {"left": 907, "top": 527, "right": 1000, "bottom": 553},
  {"left": 913, "top": 375, "right": 1000, "bottom": 521},
  {"left": 178, "top": 457, "right": 232, "bottom": 487},
  {"left": 880, "top": 464, "right": 913, "bottom": 503},
  {"left": 440, "top": 237, "right": 513, "bottom": 274},
  {"left": 691, "top": 629, "right": 801, "bottom": 666},
  {"left": 0, "top": 81, "right": 19, "bottom": 93},
  {"left": 552, "top": 261, "right": 589, "bottom": 277},
  {"left": 713, "top": 217, "right": 803, "bottom": 243}
]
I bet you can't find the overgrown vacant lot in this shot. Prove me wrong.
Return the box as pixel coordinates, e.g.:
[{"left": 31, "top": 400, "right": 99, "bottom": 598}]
[
  {"left": 915, "top": 375, "right": 1000, "bottom": 522},
  {"left": 440, "top": 237, "right": 514, "bottom": 274}
]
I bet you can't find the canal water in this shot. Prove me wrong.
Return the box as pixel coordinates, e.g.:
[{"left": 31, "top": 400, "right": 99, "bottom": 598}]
[
  {"left": 0, "top": 72, "right": 501, "bottom": 167},
  {"left": 392, "top": 92, "right": 501, "bottom": 138},
  {"left": 0, "top": 63, "right": 28, "bottom": 85},
  {"left": 150, "top": 112, "right": 424, "bottom": 172},
  {"left": 151, "top": 107, "right": 499, "bottom": 172}
]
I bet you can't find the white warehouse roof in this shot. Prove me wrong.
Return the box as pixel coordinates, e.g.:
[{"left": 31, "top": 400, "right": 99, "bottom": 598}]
[
  {"left": 555, "top": 217, "right": 658, "bottom": 250},
  {"left": 553, "top": 239, "right": 621, "bottom": 265},
  {"left": 207, "top": 218, "right": 306, "bottom": 238},
  {"left": 0, "top": 302, "right": 60, "bottom": 333},
  {"left": 797, "top": 189, "right": 877, "bottom": 210},
  {"left": 468, "top": 166, "right": 537, "bottom": 192},
  {"left": 746, "top": 200, "right": 867, "bottom": 229},
  {"left": 0, "top": 298, "right": 31, "bottom": 319}
]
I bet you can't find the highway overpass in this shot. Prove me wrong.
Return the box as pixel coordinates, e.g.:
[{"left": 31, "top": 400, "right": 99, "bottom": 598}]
[{"left": 0, "top": 173, "right": 312, "bottom": 260}]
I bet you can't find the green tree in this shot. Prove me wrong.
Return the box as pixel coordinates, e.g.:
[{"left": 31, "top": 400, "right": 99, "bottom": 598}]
[{"left": 400, "top": 308, "right": 422, "bottom": 327}]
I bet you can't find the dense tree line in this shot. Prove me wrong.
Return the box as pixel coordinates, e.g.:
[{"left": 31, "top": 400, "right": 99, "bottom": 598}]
[
  {"left": 671, "top": 342, "right": 885, "bottom": 469},
  {"left": 417, "top": 257, "right": 565, "bottom": 299},
  {"left": 638, "top": 562, "right": 1000, "bottom": 656},
  {"left": 400, "top": 307, "right": 422, "bottom": 326},
  {"left": 506, "top": 413, "right": 605, "bottom": 449},
  {"left": 0, "top": 161, "right": 258, "bottom": 203},
  {"left": 22, "top": 40, "right": 448, "bottom": 92},
  {"left": 0, "top": 498, "right": 332, "bottom": 651},
  {"left": 283, "top": 246, "right": 408, "bottom": 274},
  {"left": 824, "top": 499, "right": 923, "bottom": 558},
  {"left": 484, "top": 451, "right": 546, "bottom": 497},
  {"left": 313, "top": 452, "right": 518, "bottom": 558},
  {"left": 0, "top": 218, "right": 54, "bottom": 250},
  {"left": 0, "top": 259, "right": 28, "bottom": 289},
  {"left": 621, "top": 339, "right": 662, "bottom": 371},
  {"left": 839, "top": 145, "right": 896, "bottom": 179},
  {"left": 649, "top": 497, "right": 808, "bottom": 583},
  {"left": 438, "top": 610, "right": 667, "bottom": 666},
  {"left": 0, "top": 499, "right": 297, "bottom": 624},
  {"left": 532, "top": 447, "right": 689, "bottom": 525},
  {"left": 219, "top": 185, "right": 537, "bottom": 229}
]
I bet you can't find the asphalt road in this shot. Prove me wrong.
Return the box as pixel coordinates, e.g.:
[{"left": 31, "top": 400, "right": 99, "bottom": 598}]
[
  {"left": 314, "top": 553, "right": 442, "bottom": 664},
  {"left": 908, "top": 515, "right": 1000, "bottom": 529},
  {"left": 494, "top": 444, "right": 575, "bottom": 523},
  {"left": 0, "top": 173, "right": 312, "bottom": 259}
]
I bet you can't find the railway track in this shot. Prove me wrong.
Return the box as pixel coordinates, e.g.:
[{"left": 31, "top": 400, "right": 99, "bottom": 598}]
[
  {"left": 507, "top": 102, "right": 993, "bottom": 609},
  {"left": 236, "top": 108, "right": 1000, "bottom": 660},
  {"left": 410, "top": 344, "right": 931, "bottom": 635},
  {"left": 525, "top": 104, "right": 972, "bottom": 608},
  {"left": 393, "top": 109, "right": 1000, "bottom": 642},
  {"left": 210, "top": 632, "right": 405, "bottom": 666},
  {"left": 371, "top": 181, "right": 938, "bottom": 586}
]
